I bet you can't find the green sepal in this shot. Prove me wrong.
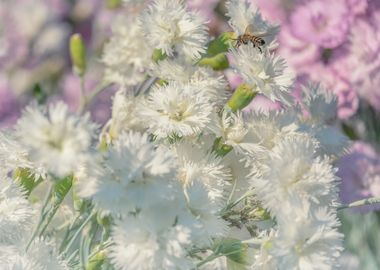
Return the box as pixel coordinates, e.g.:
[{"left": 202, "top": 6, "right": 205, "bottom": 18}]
[
  {"left": 212, "top": 137, "right": 233, "bottom": 157},
  {"left": 86, "top": 250, "right": 107, "bottom": 270},
  {"left": 152, "top": 48, "right": 167, "bottom": 63}
]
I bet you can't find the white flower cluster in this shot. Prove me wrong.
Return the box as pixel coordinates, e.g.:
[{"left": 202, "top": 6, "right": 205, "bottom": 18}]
[{"left": 0, "top": 0, "right": 350, "bottom": 269}]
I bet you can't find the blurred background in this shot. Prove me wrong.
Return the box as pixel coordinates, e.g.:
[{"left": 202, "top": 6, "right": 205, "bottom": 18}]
[{"left": 0, "top": 0, "right": 379, "bottom": 268}]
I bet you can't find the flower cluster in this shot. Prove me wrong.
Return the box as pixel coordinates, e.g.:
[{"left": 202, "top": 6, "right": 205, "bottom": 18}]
[
  {"left": 0, "top": 0, "right": 356, "bottom": 269},
  {"left": 254, "top": 0, "right": 380, "bottom": 119}
]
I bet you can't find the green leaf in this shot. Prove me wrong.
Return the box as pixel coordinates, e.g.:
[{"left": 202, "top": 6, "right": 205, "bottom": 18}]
[
  {"left": 213, "top": 238, "right": 249, "bottom": 265},
  {"left": 39, "top": 175, "right": 73, "bottom": 235}
]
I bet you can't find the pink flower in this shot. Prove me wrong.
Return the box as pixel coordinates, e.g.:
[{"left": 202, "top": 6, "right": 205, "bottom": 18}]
[
  {"left": 289, "top": 0, "right": 351, "bottom": 48},
  {"left": 278, "top": 25, "right": 321, "bottom": 70},
  {"left": 349, "top": 8, "right": 380, "bottom": 109},
  {"left": 338, "top": 142, "right": 380, "bottom": 212}
]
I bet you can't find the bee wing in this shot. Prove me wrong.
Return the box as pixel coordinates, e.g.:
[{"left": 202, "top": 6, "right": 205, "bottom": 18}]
[
  {"left": 244, "top": 24, "right": 255, "bottom": 34},
  {"left": 253, "top": 32, "right": 273, "bottom": 38}
]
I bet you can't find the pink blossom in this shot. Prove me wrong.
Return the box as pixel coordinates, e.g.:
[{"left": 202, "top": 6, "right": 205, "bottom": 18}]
[
  {"left": 338, "top": 141, "right": 380, "bottom": 212},
  {"left": 349, "top": 8, "right": 380, "bottom": 109},
  {"left": 278, "top": 25, "right": 321, "bottom": 70},
  {"left": 289, "top": 0, "right": 351, "bottom": 48}
]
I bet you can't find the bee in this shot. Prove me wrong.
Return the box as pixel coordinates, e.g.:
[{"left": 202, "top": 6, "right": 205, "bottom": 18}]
[{"left": 233, "top": 24, "right": 267, "bottom": 53}]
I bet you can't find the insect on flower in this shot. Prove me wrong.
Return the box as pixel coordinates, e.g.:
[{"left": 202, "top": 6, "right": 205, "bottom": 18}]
[{"left": 232, "top": 24, "right": 268, "bottom": 53}]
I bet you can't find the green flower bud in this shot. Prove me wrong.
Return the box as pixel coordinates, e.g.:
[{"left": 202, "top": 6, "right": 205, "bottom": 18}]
[
  {"left": 69, "top": 34, "right": 86, "bottom": 76},
  {"left": 106, "top": 0, "right": 122, "bottom": 9},
  {"left": 198, "top": 53, "right": 229, "bottom": 71},
  {"left": 227, "top": 83, "right": 257, "bottom": 112}
]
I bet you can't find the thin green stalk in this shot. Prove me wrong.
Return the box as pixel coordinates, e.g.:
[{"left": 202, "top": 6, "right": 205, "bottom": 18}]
[
  {"left": 62, "top": 212, "right": 96, "bottom": 256},
  {"left": 338, "top": 197, "right": 380, "bottom": 210}
]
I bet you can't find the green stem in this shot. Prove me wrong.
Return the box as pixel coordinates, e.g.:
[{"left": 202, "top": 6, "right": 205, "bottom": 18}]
[
  {"left": 338, "top": 197, "right": 380, "bottom": 210},
  {"left": 62, "top": 212, "right": 96, "bottom": 256}
]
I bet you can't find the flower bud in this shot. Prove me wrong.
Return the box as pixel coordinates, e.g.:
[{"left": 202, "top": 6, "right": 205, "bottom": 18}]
[
  {"left": 227, "top": 83, "right": 257, "bottom": 112},
  {"left": 106, "top": 0, "right": 122, "bottom": 9},
  {"left": 198, "top": 53, "right": 229, "bottom": 71},
  {"left": 70, "top": 34, "right": 86, "bottom": 76}
]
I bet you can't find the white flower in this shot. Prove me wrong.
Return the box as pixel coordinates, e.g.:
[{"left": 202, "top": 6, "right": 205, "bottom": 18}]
[
  {"left": 102, "top": 16, "right": 152, "bottom": 86},
  {"left": 272, "top": 205, "right": 343, "bottom": 270},
  {"left": 226, "top": 0, "right": 279, "bottom": 45},
  {"left": 139, "top": 82, "right": 215, "bottom": 139},
  {"left": 140, "top": 0, "right": 208, "bottom": 59},
  {"left": 230, "top": 46, "right": 294, "bottom": 104},
  {"left": 110, "top": 215, "right": 193, "bottom": 270},
  {"left": 250, "top": 230, "right": 277, "bottom": 270},
  {"left": 0, "top": 238, "right": 69, "bottom": 270},
  {"left": 0, "top": 176, "right": 35, "bottom": 245},
  {"left": 107, "top": 90, "right": 146, "bottom": 139},
  {"left": 301, "top": 83, "right": 337, "bottom": 124},
  {"left": 76, "top": 132, "right": 179, "bottom": 215},
  {"left": 185, "top": 182, "right": 228, "bottom": 244},
  {"left": 175, "top": 141, "right": 231, "bottom": 201},
  {"left": 211, "top": 111, "right": 266, "bottom": 157},
  {"left": 250, "top": 134, "right": 339, "bottom": 219},
  {"left": 15, "top": 102, "right": 96, "bottom": 178},
  {"left": 151, "top": 59, "right": 229, "bottom": 105}
]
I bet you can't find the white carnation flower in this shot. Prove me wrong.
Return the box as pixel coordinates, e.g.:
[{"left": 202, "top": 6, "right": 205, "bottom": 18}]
[
  {"left": 251, "top": 134, "right": 339, "bottom": 219},
  {"left": 140, "top": 0, "right": 208, "bottom": 59},
  {"left": 77, "top": 132, "right": 179, "bottom": 215},
  {"left": 175, "top": 141, "right": 231, "bottom": 201},
  {"left": 250, "top": 230, "right": 277, "bottom": 270},
  {"left": 102, "top": 16, "right": 152, "bottom": 86},
  {"left": 185, "top": 182, "right": 228, "bottom": 244},
  {"left": 230, "top": 46, "right": 294, "bottom": 104},
  {"left": 226, "top": 0, "right": 279, "bottom": 45},
  {"left": 15, "top": 102, "right": 96, "bottom": 178},
  {"left": 0, "top": 132, "right": 47, "bottom": 179},
  {"left": 0, "top": 238, "right": 68, "bottom": 270},
  {"left": 212, "top": 111, "right": 266, "bottom": 157},
  {"left": 0, "top": 176, "right": 35, "bottom": 245},
  {"left": 301, "top": 83, "right": 338, "bottom": 124},
  {"left": 151, "top": 59, "right": 229, "bottom": 105},
  {"left": 139, "top": 82, "right": 215, "bottom": 139},
  {"left": 272, "top": 205, "right": 343, "bottom": 270},
  {"left": 110, "top": 215, "right": 193, "bottom": 270},
  {"left": 107, "top": 90, "right": 146, "bottom": 139}
]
